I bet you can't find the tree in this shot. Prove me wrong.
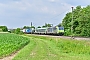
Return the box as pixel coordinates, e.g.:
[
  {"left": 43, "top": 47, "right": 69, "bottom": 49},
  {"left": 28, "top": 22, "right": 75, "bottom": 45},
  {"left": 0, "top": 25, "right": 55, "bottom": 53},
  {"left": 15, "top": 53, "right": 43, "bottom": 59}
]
[
  {"left": 30, "top": 26, "right": 35, "bottom": 29},
  {"left": 42, "top": 23, "right": 52, "bottom": 28},
  {"left": 62, "top": 12, "right": 72, "bottom": 35},
  {"left": 62, "top": 5, "right": 90, "bottom": 37},
  {"left": 57, "top": 23, "right": 62, "bottom": 27},
  {"left": 0, "top": 26, "right": 8, "bottom": 32},
  {"left": 23, "top": 26, "right": 30, "bottom": 29},
  {"left": 15, "top": 28, "right": 20, "bottom": 34},
  {"left": 10, "top": 29, "right": 15, "bottom": 33},
  {"left": 37, "top": 26, "right": 41, "bottom": 28}
]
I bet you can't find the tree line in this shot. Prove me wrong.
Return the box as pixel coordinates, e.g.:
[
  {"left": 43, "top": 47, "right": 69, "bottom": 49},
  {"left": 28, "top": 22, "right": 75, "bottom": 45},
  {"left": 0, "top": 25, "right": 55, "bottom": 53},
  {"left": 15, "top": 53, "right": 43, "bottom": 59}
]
[{"left": 62, "top": 5, "right": 90, "bottom": 37}]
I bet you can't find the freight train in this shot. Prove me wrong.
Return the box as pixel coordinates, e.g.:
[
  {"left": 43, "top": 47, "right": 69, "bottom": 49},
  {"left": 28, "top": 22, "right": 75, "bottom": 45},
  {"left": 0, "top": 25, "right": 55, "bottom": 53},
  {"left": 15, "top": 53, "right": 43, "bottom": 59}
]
[{"left": 23, "top": 26, "right": 64, "bottom": 35}]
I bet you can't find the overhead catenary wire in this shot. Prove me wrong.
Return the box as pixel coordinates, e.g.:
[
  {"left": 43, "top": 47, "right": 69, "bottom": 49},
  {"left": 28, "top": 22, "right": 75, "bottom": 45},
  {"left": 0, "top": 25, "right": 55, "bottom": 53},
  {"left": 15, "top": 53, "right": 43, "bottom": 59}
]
[{"left": 50, "top": 8, "right": 71, "bottom": 19}]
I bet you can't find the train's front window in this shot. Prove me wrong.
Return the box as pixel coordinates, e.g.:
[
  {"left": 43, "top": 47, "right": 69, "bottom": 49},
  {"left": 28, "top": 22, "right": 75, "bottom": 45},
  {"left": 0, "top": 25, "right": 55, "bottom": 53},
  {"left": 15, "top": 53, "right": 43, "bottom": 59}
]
[{"left": 59, "top": 27, "right": 64, "bottom": 30}]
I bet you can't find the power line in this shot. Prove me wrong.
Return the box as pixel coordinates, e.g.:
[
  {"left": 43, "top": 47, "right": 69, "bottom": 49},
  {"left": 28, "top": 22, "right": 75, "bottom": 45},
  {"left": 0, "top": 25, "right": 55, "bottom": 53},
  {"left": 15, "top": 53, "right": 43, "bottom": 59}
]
[{"left": 50, "top": 8, "right": 71, "bottom": 19}]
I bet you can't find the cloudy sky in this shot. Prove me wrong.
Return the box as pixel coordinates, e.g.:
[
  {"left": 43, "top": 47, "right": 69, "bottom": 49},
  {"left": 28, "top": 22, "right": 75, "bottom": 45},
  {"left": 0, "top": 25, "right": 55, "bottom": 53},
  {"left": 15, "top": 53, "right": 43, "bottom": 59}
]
[{"left": 0, "top": 0, "right": 90, "bottom": 28}]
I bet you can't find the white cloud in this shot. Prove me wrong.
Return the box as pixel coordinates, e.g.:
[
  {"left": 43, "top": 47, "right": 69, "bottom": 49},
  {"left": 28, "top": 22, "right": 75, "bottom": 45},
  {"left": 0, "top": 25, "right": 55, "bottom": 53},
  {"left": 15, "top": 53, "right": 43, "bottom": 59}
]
[
  {"left": 49, "top": 0, "right": 55, "bottom": 2},
  {"left": 0, "top": 0, "right": 74, "bottom": 28}
]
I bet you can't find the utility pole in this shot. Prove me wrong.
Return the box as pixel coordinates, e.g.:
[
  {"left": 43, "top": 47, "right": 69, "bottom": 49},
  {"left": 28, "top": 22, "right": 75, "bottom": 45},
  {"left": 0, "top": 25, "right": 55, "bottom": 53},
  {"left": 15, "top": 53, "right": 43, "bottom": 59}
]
[
  {"left": 30, "top": 22, "right": 32, "bottom": 34},
  {"left": 71, "top": 7, "right": 74, "bottom": 38},
  {"left": 31, "top": 22, "right": 32, "bottom": 27}
]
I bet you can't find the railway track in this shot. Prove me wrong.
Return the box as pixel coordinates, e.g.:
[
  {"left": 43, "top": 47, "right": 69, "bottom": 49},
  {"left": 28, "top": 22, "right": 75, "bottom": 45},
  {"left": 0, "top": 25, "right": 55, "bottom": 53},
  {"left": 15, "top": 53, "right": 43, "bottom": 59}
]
[{"left": 28, "top": 34, "right": 90, "bottom": 41}]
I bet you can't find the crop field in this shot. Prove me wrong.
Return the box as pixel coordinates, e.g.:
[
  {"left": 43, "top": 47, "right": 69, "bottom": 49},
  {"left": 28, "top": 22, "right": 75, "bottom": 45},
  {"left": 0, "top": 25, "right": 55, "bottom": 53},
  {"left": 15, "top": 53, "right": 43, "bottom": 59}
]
[
  {"left": 0, "top": 33, "right": 30, "bottom": 58},
  {"left": 13, "top": 34, "right": 90, "bottom": 60}
]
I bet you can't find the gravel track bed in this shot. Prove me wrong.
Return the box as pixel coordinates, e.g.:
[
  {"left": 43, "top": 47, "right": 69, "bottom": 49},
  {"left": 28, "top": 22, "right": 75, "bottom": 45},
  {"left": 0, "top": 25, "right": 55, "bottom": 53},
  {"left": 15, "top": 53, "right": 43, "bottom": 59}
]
[{"left": 30, "top": 34, "right": 90, "bottom": 41}]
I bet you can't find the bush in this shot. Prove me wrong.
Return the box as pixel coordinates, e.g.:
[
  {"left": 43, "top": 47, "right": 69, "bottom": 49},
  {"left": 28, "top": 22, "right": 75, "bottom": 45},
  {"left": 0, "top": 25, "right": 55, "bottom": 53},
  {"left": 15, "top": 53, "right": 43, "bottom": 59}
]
[{"left": 19, "top": 31, "right": 24, "bottom": 35}]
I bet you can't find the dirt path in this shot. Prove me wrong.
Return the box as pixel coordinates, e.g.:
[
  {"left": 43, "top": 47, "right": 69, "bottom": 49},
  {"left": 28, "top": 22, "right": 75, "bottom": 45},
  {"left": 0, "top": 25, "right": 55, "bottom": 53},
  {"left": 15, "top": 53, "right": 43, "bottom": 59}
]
[
  {"left": 0, "top": 51, "right": 19, "bottom": 60},
  {"left": 12, "top": 35, "right": 63, "bottom": 60},
  {"left": 25, "top": 37, "right": 60, "bottom": 60}
]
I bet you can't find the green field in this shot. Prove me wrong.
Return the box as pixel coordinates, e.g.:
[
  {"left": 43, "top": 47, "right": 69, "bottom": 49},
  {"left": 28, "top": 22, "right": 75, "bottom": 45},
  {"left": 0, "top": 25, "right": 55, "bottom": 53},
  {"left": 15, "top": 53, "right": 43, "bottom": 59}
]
[
  {"left": 0, "top": 33, "right": 30, "bottom": 58},
  {"left": 13, "top": 34, "right": 90, "bottom": 60}
]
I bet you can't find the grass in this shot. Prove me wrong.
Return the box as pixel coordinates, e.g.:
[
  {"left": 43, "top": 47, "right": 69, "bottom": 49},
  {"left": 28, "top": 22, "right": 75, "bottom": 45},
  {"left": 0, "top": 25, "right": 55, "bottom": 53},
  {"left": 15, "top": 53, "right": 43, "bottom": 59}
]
[
  {"left": 13, "top": 34, "right": 90, "bottom": 60},
  {"left": 0, "top": 33, "right": 30, "bottom": 58}
]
